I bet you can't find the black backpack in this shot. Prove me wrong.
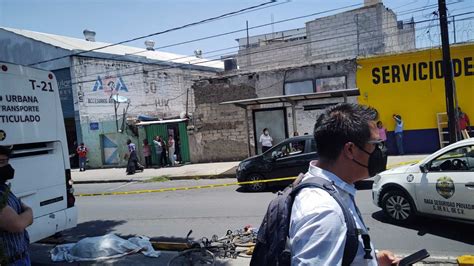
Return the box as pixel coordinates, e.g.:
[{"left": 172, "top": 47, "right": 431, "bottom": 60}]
[{"left": 250, "top": 174, "right": 361, "bottom": 266}]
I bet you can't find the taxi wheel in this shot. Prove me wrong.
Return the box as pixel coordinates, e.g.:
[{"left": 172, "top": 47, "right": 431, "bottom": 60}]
[
  {"left": 246, "top": 174, "right": 266, "bottom": 192},
  {"left": 381, "top": 190, "right": 414, "bottom": 223}
]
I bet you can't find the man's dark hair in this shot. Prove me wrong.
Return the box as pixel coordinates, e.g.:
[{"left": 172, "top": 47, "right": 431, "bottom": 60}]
[
  {"left": 0, "top": 146, "right": 12, "bottom": 157},
  {"left": 313, "top": 103, "right": 378, "bottom": 161}
]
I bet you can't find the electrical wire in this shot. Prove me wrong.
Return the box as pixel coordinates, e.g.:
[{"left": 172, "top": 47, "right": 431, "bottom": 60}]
[
  {"left": 78, "top": 14, "right": 474, "bottom": 110},
  {"left": 66, "top": 5, "right": 474, "bottom": 86},
  {"left": 27, "top": 1, "right": 279, "bottom": 66},
  {"left": 70, "top": 11, "right": 474, "bottom": 91},
  {"left": 41, "top": 0, "right": 466, "bottom": 83}
]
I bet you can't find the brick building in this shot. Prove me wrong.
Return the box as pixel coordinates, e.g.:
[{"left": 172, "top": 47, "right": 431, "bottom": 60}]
[{"left": 0, "top": 27, "right": 222, "bottom": 167}]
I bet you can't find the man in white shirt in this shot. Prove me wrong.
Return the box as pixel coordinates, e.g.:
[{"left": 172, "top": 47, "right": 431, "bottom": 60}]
[
  {"left": 290, "top": 103, "right": 399, "bottom": 266},
  {"left": 259, "top": 128, "right": 273, "bottom": 153}
]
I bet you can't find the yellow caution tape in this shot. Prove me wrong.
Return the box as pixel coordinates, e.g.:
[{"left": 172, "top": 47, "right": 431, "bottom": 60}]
[
  {"left": 458, "top": 255, "right": 474, "bottom": 265},
  {"left": 75, "top": 160, "right": 420, "bottom": 197},
  {"left": 75, "top": 176, "right": 298, "bottom": 197},
  {"left": 386, "top": 160, "right": 419, "bottom": 169}
]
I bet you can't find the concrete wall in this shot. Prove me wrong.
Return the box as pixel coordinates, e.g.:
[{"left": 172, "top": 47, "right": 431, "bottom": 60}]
[
  {"left": 189, "top": 81, "right": 257, "bottom": 163},
  {"left": 191, "top": 60, "right": 357, "bottom": 162},
  {"left": 235, "top": 4, "right": 415, "bottom": 71}
]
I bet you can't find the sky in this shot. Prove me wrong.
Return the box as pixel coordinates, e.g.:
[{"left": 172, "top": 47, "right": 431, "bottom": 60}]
[{"left": 0, "top": 0, "right": 473, "bottom": 59}]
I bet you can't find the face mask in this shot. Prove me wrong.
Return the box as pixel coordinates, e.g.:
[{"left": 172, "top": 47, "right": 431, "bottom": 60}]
[
  {"left": 352, "top": 144, "right": 387, "bottom": 177},
  {"left": 0, "top": 164, "right": 15, "bottom": 182}
]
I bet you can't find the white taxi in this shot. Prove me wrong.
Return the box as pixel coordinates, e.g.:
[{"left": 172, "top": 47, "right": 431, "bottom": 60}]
[{"left": 372, "top": 138, "right": 474, "bottom": 223}]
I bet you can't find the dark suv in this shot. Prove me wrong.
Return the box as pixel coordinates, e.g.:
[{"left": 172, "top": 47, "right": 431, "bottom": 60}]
[{"left": 236, "top": 135, "right": 318, "bottom": 192}]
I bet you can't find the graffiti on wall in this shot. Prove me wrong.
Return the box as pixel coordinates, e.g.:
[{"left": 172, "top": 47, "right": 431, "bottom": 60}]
[
  {"left": 87, "top": 75, "right": 129, "bottom": 105},
  {"left": 156, "top": 98, "right": 170, "bottom": 109}
]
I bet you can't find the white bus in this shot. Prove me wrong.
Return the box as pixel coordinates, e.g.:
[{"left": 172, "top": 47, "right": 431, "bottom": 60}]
[{"left": 0, "top": 61, "right": 77, "bottom": 242}]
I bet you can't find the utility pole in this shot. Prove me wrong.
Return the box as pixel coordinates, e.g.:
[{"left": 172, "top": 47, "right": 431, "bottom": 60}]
[
  {"left": 185, "top": 87, "right": 189, "bottom": 118},
  {"left": 438, "top": 0, "right": 457, "bottom": 144}
]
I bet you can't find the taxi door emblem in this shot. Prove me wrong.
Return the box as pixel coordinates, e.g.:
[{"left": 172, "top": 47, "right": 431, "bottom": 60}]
[{"left": 436, "top": 176, "right": 455, "bottom": 199}]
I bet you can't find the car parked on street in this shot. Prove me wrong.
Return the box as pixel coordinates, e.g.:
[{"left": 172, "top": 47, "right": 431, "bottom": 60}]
[
  {"left": 236, "top": 135, "right": 317, "bottom": 192},
  {"left": 372, "top": 138, "right": 474, "bottom": 224}
]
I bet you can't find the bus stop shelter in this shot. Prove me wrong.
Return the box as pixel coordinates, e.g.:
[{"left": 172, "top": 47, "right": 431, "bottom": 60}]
[{"left": 220, "top": 89, "right": 360, "bottom": 156}]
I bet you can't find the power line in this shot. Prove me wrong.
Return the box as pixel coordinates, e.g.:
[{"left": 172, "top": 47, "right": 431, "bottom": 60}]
[
  {"left": 67, "top": 5, "right": 472, "bottom": 86},
  {"left": 45, "top": 2, "right": 365, "bottom": 78},
  {"left": 46, "top": 1, "right": 463, "bottom": 83},
  {"left": 27, "top": 1, "right": 278, "bottom": 67},
  {"left": 77, "top": 19, "right": 474, "bottom": 113},
  {"left": 71, "top": 11, "right": 474, "bottom": 91},
  {"left": 102, "top": 15, "right": 474, "bottom": 114}
]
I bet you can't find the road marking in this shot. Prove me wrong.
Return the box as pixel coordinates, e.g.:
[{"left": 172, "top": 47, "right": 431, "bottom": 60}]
[{"left": 75, "top": 161, "right": 420, "bottom": 197}]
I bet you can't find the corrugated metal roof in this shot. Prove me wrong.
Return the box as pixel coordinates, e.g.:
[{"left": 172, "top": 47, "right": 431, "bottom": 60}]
[
  {"left": 136, "top": 118, "right": 188, "bottom": 126},
  {"left": 1, "top": 27, "right": 223, "bottom": 69}
]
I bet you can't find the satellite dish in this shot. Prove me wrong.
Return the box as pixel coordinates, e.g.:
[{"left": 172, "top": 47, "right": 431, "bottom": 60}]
[{"left": 111, "top": 95, "right": 129, "bottom": 103}]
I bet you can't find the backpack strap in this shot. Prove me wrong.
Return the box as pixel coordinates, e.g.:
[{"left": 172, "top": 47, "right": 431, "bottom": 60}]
[{"left": 290, "top": 177, "right": 359, "bottom": 266}]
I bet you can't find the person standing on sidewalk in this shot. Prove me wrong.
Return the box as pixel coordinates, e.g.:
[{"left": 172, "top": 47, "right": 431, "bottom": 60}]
[
  {"left": 0, "top": 146, "right": 33, "bottom": 266},
  {"left": 259, "top": 128, "right": 273, "bottom": 154},
  {"left": 76, "top": 143, "right": 88, "bottom": 172},
  {"left": 160, "top": 137, "right": 169, "bottom": 167},
  {"left": 167, "top": 135, "right": 176, "bottom": 167},
  {"left": 142, "top": 139, "right": 152, "bottom": 168},
  {"left": 393, "top": 114, "right": 404, "bottom": 155},
  {"left": 153, "top": 136, "right": 163, "bottom": 168},
  {"left": 458, "top": 107, "right": 471, "bottom": 139},
  {"left": 377, "top": 121, "right": 387, "bottom": 147}
]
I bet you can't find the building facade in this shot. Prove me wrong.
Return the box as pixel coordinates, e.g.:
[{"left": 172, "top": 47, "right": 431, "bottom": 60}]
[
  {"left": 357, "top": 43, "right": 474, "bottom": 154},
  {"left": 189, "top": 1, "right": 416, "bottom": 162},
  {"left": 0, "top": 27, "right": 222, "bottom": 167}
]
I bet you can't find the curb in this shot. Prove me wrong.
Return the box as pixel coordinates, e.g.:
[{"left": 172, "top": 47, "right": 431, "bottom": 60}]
[{"left": 73, "top": 174, "right": 236, "bottom": 184}]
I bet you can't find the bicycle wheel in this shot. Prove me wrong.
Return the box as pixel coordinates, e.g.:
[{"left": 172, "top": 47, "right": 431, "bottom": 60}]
[{"left": 168, "top": 248, "right": 215, "bottom": 266}]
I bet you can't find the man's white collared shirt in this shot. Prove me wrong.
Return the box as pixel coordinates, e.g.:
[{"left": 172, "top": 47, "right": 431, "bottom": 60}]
[{"left": 289, "top": 161, "right": 377, "bottom": 265}]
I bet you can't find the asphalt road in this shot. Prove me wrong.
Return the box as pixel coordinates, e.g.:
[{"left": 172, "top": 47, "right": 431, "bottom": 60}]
[{"left": 32, "top": 179, "right": 473, "bottom": 264}]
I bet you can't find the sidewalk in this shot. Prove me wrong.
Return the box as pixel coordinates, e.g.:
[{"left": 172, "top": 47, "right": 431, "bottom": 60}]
[
  {"left": 72, "top": 155, "right": 429, "bottom": 184},
  {"left": 72, "top": 161, "right": 240, "bottom": 184}
]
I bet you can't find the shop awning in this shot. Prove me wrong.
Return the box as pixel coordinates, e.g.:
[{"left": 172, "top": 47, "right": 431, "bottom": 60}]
[
  {"left": 136, "top": 118, "right": 188, "bottom": 126},
  {"left": 219, "top": 88, "right": 359, "bottom": 107}
]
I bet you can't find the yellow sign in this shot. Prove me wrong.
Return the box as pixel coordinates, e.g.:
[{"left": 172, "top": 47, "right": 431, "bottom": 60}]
[{"left": 357, "top": 44, "right": 474, "bottom": 131}]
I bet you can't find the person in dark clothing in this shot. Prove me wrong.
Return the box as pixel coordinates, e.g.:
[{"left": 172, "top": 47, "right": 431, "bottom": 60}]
[
  {"left": 125, "top": 139, "right": 138, "bottom": 175},
  {"left": 0, "top": 146, "right": 33, "bottom": 266},
  {"left": 161, "top": 138, "right": 169, "bottom": 167}
]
